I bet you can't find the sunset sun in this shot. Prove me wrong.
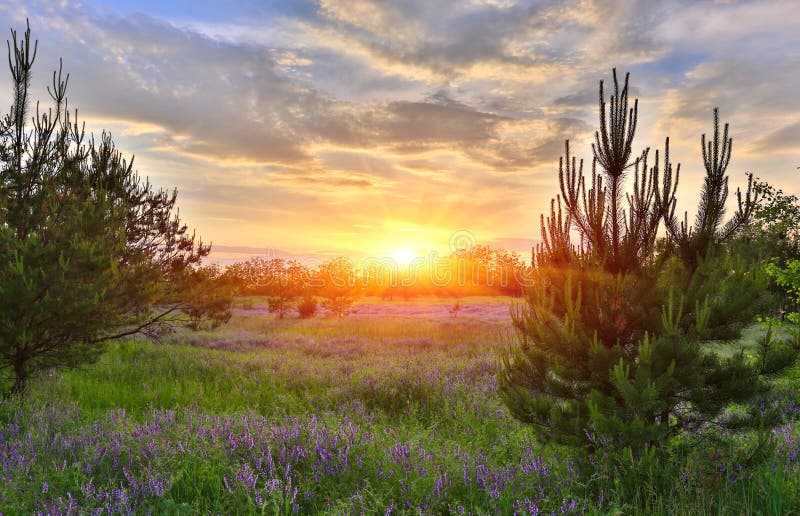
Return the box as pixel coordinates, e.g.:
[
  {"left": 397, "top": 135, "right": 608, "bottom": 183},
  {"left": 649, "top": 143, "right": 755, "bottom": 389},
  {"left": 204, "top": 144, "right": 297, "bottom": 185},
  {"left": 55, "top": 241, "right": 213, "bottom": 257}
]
[{"left": 390, "top": 248, "right": 417, "bottom": 265}]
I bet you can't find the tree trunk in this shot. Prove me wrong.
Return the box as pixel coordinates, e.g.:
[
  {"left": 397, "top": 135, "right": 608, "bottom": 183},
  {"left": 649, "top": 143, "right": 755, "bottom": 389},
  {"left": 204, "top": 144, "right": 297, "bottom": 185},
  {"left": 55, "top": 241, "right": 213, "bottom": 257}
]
[{"left": 9, "top": 360, "right": 27, "bottom": 396}]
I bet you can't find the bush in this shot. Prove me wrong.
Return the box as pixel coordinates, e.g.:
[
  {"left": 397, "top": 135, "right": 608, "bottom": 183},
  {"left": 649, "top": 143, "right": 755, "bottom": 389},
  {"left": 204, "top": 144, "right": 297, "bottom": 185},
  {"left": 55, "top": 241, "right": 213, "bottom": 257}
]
[{"left": 297, "top": 296, "right": 318, "bottom": 318}]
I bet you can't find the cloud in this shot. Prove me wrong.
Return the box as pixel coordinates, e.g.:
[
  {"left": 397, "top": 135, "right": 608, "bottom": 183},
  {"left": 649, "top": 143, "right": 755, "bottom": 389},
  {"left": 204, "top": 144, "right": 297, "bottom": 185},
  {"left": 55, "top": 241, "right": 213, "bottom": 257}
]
[
  {"left": 553, "top": 84, "right": 642, "bottom": 108},
  {"left": 749, "top": 122, "right": 800, "bottom": 155},
  {"left": 660, "top": 58, "right": 800, "bottom": 125},
  {"left": 376, "top": 98, "right": 504, "bottom": 146},
  {"left": 0, "top": 0, "right": 797, "bottom": 256}
]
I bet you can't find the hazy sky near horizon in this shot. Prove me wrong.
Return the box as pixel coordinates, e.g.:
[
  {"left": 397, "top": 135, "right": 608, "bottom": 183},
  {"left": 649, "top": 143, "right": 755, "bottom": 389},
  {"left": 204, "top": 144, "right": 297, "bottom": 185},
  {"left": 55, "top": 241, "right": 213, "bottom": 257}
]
[{"left": 0, "top": 0, "right": 798, "bottom": 260}]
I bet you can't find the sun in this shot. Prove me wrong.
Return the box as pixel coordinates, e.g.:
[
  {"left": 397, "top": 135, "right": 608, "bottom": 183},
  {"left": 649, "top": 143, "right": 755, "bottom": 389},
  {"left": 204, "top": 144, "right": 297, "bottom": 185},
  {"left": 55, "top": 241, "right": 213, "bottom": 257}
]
[{"left": 391, "top": 248, "right": 417, "bottom": 266}]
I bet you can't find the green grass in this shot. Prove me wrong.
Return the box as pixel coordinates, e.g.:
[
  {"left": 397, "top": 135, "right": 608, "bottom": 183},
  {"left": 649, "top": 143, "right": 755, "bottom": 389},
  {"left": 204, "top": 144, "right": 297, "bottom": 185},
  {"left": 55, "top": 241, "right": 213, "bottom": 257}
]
[{"left": 1, "top": 297, "right": 798, "bottom": 514}]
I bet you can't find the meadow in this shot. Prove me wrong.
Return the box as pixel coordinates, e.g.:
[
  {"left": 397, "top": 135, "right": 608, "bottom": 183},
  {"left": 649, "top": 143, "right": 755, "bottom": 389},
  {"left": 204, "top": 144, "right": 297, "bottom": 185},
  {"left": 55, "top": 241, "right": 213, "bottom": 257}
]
[{"left": 1, "top": 297, "right": 798, "bottom": 515}]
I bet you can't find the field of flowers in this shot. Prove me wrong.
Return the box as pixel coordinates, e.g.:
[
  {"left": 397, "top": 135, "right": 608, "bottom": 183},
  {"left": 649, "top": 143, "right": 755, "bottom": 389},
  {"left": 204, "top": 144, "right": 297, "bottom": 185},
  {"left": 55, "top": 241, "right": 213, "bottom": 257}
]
[{"left": 1, "top": 297, "right": 799, "bottom": 514}]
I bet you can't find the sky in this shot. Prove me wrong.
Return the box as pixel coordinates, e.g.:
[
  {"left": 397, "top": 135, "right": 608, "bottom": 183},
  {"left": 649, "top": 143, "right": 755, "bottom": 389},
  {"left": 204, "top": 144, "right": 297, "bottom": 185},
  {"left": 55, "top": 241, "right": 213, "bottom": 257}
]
[{"left": 0, "top": 0, "right": 798, "bottom": 262}]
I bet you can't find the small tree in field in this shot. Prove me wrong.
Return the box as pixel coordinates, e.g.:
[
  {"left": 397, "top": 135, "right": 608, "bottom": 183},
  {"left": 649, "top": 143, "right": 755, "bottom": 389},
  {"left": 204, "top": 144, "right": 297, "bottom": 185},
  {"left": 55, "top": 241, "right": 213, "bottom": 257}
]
[
  {"left": 500, "top": 70, "right": 786, "bottom": 450},
  {"left": 0, "top": 24, "right": 227, "bottom": 396},
  {"left": 183, "top": 264, "right": 234, "bottom": 330},
  {"left": 263, "top": 258, "right": 305, "bottom": 319},
  {"left": 318, "top": 258, "right": 358, "bottom": 317}
]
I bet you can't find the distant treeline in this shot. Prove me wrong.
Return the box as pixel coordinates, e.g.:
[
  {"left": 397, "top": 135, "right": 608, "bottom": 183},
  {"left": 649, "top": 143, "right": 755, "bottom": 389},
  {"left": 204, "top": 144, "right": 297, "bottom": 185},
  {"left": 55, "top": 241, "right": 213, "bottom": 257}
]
[{"left": 219, "top": 244, "right": 530, "bottom": 303}]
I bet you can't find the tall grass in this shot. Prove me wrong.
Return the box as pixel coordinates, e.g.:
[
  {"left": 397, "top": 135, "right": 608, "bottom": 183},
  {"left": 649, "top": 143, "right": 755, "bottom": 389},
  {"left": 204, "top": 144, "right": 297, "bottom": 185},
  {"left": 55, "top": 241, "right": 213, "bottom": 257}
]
[{"left": 1, "top": 298, "right": 798, "bottom": 514}]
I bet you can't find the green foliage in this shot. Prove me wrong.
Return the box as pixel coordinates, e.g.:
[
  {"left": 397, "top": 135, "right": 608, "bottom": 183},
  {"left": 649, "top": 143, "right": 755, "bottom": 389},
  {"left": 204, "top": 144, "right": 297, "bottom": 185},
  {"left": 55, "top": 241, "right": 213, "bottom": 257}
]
[
  {"left": 500, "top": 69, "right": 781, "bottom": 451},
  {"left": 660, "top": 248, "right": 773, "bottom": 340},
  {"left": 750, "top": 176, "right": 800, "bottom": 264},
  {"left": 766, "top": 259, "right": 800, "bottom": 326},
  {"left": 663, "top": 108, "right": 757, "bottom": 270},
  {"left": 755, "top": 324, "right": 798, "bottom": 375},
  {"left": 0, "top": 24, "right": 222, "bottom": 396},
  {"left": 731, "top": 177, "right": 800, "bottom": 326},
  {"left": 183, "top": 265, "right": 234, "bottom": 330}
]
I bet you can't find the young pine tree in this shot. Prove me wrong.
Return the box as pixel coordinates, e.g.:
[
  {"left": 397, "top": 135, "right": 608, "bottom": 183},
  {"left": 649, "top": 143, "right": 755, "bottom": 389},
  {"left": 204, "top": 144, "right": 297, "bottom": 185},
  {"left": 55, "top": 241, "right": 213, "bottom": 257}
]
[
  {"left": 0, "top": 23, "right": 229, "bottom": 396},
  {"left": 499, "top": 70, "right": 782, "bottom": 450}
]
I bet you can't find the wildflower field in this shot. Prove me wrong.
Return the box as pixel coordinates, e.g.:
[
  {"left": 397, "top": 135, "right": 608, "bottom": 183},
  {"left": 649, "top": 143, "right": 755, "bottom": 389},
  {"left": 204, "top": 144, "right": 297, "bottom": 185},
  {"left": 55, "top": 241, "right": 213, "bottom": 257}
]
[{"left": 1, "top": 297, "right": 798, "bottom": 514}]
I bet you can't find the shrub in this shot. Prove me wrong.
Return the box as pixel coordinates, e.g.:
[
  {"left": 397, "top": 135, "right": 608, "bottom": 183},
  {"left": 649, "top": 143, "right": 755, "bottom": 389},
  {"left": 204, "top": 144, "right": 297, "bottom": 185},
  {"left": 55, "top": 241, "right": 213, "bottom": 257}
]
[{"left": 297, "top": 296, "right": 318, "bottom": 318}]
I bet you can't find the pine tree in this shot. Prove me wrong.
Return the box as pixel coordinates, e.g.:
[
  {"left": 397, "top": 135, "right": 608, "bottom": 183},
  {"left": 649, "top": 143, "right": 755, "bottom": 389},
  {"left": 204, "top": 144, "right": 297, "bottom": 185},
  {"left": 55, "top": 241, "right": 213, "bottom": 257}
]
[
  {"left": 0, "top": 23, "right": 228, "bottom": 396},
  {"left": 499, "top": 70, "right": 782, "bottom": 450},
  {"left": 665, "top": 109, "right": 756, "bottom": 268}
]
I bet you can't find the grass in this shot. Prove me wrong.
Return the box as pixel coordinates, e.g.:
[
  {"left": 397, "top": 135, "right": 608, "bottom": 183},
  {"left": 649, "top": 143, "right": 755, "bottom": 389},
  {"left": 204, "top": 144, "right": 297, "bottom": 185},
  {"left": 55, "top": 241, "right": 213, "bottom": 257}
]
[{"left": 0, "top": 297, "right": 798, "bottom": 514}]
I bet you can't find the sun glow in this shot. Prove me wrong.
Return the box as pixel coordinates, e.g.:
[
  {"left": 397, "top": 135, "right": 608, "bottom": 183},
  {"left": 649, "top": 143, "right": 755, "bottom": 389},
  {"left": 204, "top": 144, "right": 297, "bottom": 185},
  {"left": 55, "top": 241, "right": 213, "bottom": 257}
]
[{"left": 390, "top": 248, "right": 417, "bottom": 265}]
